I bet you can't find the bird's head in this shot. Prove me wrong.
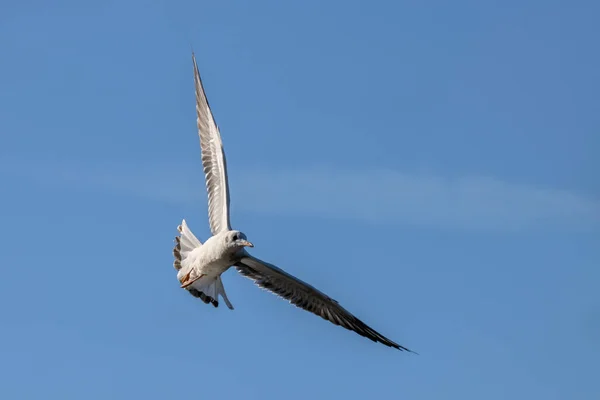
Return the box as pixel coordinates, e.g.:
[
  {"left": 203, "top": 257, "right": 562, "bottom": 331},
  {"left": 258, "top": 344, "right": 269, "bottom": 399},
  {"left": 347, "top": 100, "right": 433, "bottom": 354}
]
[{"left": 228, "top": 230, "right": 253, "bottom": 249}]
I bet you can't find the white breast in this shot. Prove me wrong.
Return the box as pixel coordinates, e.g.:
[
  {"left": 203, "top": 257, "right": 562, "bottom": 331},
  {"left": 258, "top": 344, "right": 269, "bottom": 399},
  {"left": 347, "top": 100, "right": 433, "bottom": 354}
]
[{"left": 183, "top": 235, "right": 232, "bottom": 279}]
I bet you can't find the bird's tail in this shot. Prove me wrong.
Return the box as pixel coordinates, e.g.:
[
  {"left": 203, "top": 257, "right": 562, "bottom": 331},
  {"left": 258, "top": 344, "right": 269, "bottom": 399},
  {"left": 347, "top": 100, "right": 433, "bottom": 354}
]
[
  {"left": 173, "top": 219, "right": 202, "bottom": 271},
  {"left": 187, "top": 276, "right": 234, "bottom": 310}
]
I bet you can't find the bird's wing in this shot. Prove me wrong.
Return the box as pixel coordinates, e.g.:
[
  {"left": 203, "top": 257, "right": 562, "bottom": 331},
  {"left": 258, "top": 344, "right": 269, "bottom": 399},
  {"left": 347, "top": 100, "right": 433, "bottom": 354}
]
[
  {"left": 235, "top": 253, "right": 414, "bottom": 351},
  {"left": 192, "top": 53, "right": 231, "bottom": 235}
]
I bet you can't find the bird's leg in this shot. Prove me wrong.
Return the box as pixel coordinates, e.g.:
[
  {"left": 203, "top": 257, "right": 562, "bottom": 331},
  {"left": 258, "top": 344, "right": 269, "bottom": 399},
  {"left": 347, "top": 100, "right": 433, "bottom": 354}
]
[{"left": 180, "top": 271, "right": 205, "bottom": 288}]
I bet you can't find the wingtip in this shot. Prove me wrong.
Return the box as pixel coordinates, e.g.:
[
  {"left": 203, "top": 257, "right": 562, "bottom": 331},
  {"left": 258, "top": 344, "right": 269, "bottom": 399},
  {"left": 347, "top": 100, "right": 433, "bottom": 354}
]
[
  {"left": 396, "top": 345, "right": 418, "bottom": 354},
  {"left": 191, "top": 52, "right": 198, "bottom": 72}
]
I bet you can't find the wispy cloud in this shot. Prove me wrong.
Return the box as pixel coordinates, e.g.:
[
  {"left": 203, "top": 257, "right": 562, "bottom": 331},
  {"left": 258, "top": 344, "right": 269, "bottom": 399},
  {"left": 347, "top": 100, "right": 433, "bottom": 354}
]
[
  {"left": 233, "top": 166, "right": 599, "bottom": 231},
  {"left": 3, "top": 159, "right": 598, "bottom": 231}
]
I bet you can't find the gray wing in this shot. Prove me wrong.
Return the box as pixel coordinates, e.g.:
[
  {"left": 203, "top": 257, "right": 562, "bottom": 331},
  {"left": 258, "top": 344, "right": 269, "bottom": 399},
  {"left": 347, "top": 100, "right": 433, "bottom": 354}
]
[
  {"left": 192, "top": 53, "right": 231, "bottom": 235},
  {"left": 235, "top": 253, "right": 414, "bottom": 352}
]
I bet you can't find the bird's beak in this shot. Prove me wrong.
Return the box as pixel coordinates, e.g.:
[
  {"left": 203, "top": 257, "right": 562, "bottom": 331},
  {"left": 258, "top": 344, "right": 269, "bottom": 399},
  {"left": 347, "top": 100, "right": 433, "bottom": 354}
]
[{"left": 239, "top": 240, "right": 254, "bottom": 248}]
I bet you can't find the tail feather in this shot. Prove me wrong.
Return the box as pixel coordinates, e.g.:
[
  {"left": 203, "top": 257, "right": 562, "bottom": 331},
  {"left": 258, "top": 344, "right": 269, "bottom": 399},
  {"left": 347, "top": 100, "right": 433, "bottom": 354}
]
[
  {"left": 188, "top": 286, "right": 216, "bottom": 306},
  {"left": 173, "top": 219, "right": 202, "bottom": 271},
  {"left": 188, "top": 276, "right": 234, "bottom": 310},
  {"left": 216, "top": 276, "right": 234, "bottom": 310}
]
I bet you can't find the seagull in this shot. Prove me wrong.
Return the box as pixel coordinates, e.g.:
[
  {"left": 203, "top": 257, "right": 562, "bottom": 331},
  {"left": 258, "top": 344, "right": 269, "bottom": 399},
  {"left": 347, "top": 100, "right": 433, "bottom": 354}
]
[{"left": 172, "top": 52, "right": 415, "bottom": 352}]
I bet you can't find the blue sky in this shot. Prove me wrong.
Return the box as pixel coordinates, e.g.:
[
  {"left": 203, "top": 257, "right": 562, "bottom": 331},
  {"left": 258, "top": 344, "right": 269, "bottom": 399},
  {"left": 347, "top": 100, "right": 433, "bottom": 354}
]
[{"left": 1, "top": 0, "right": 598, "bottom": 398}]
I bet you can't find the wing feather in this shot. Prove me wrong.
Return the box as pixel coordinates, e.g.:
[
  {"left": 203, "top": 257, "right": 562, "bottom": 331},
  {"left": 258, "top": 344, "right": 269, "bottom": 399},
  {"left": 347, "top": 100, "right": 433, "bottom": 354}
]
[
  {"left": 235, "top": 253, "right": 414, "bottom": 352},
  {"left": 192, "top": 53, "right": 231, "bottom": 235}
]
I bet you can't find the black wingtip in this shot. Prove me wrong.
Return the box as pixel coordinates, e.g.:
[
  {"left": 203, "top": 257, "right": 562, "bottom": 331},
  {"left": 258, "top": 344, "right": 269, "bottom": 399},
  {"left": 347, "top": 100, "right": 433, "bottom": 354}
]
[{"left": 396, "top": 345, "right": 418, "bottom": 354}]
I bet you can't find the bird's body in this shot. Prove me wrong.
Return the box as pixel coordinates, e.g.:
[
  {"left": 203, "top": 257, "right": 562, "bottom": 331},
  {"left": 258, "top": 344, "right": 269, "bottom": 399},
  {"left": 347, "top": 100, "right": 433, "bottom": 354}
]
[
  {"left": 174, "top": 226, "right": 245, "bottom": 309},
  {"left": 172, "top": 52, "right": 415, "bottom": 352},
  {"left": 177, "top": 236, "right": 231, "bottom": 284},
  {"left": 177, "top": 234, "right": 233, "bottom": 281}
]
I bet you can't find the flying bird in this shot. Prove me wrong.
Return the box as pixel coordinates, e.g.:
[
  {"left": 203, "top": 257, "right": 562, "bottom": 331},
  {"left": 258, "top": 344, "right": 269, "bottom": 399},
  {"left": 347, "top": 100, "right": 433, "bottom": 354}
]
[{"left": 172, "top": 53, "right": 414, "bottom": 352}]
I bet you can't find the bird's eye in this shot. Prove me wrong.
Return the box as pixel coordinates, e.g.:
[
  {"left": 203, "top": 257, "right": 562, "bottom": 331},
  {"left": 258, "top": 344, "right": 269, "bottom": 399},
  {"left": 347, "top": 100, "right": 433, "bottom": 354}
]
[{"left": 232, "top": 234, "right": 238, "bottom": 241}]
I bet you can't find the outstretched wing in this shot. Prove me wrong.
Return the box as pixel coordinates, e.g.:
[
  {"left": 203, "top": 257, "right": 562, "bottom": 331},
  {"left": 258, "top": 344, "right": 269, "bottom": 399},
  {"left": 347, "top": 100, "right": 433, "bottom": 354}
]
[
  {"left": 235, "top": 253, "right": 414, "bottom": 352},
  {"left": 192, "top": 53, "right": 231, "bottom": 235}
]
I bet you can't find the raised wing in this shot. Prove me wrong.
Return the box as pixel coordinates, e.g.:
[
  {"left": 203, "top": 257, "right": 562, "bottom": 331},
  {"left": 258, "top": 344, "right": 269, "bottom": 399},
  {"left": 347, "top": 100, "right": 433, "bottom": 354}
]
[
  {"left": 235, "top": 253, "right": 414, "bottom": 351},
  {"left": 192, "top": 53, "right": 231, "bottom": 235}
]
